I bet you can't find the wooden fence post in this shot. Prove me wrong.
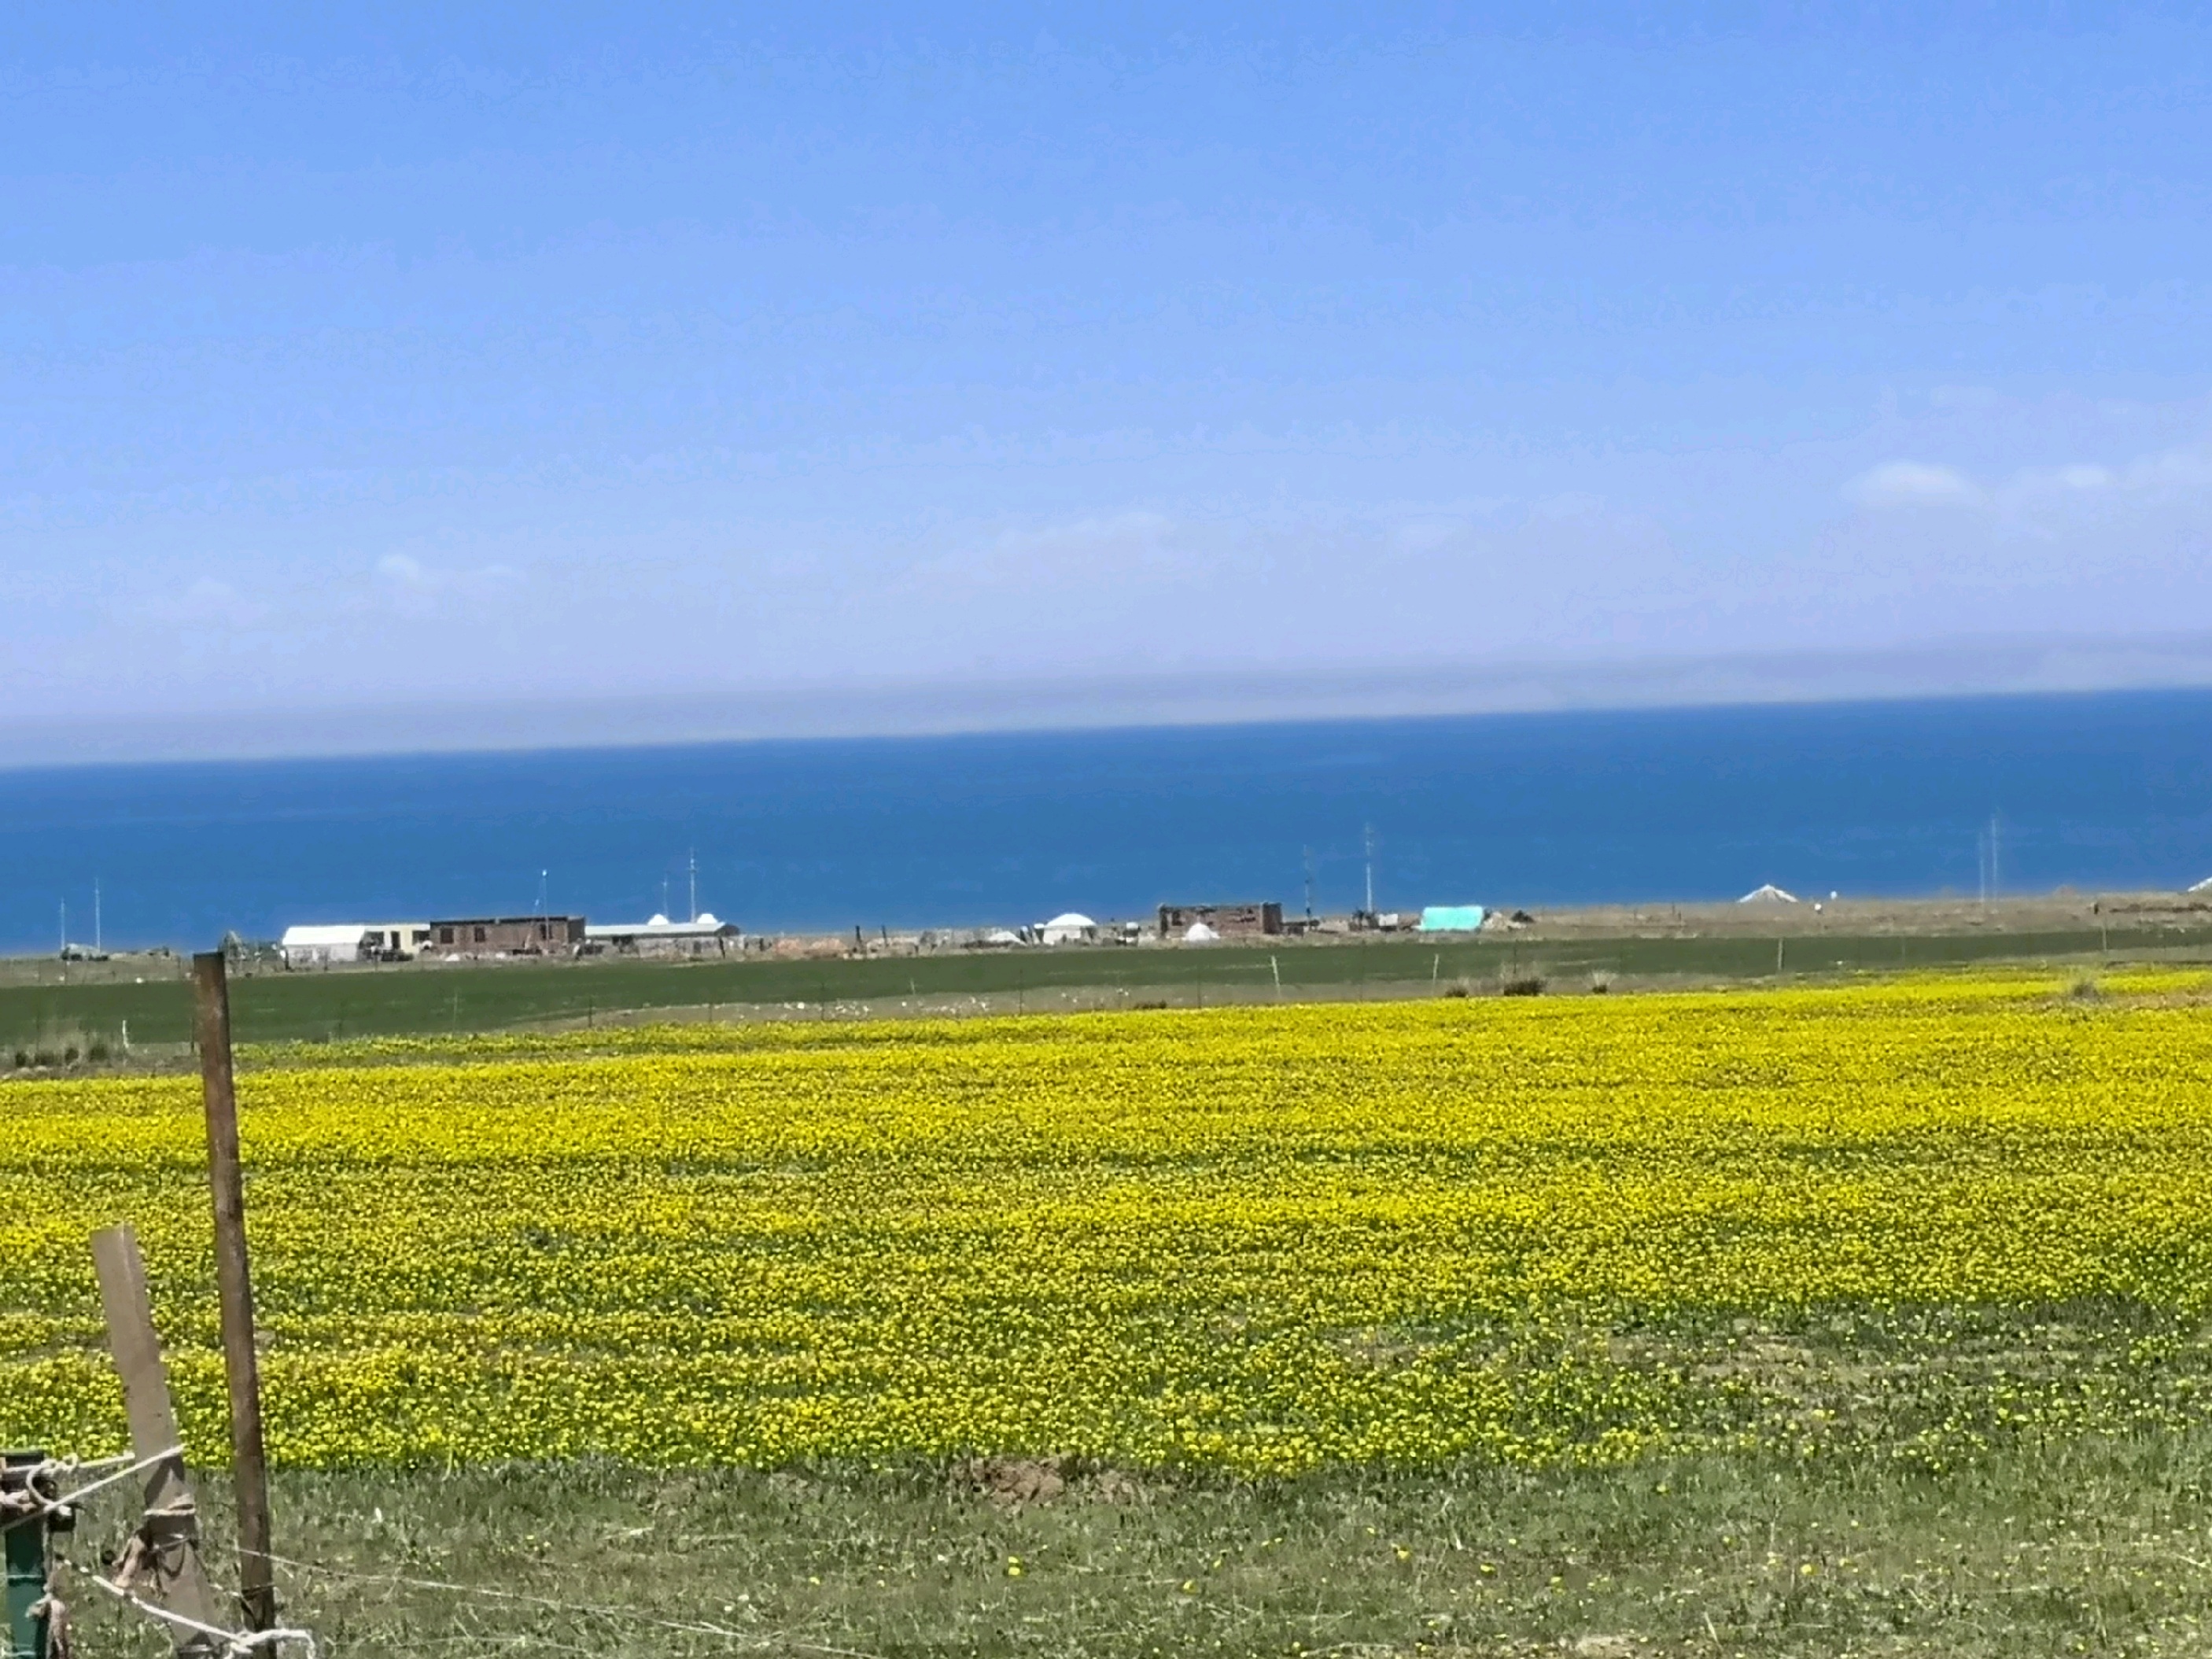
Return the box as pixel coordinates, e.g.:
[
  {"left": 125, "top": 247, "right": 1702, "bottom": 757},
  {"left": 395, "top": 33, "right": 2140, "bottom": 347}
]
[
  {"left": 192, "top": 951, "right": 275, "bottom": 1632},
  {"left": 88, "top": 1226, "right": 227, "bottom": 1658}
]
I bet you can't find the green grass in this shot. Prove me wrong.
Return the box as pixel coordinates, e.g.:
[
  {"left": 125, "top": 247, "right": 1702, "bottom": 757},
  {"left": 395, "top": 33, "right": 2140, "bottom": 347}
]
[
  {"left": 7, "top": 924, "right": 2212, "bottom": 1049},
  {"left": 46, "top": 1432, "right": 2212, "bottom": 1658}
]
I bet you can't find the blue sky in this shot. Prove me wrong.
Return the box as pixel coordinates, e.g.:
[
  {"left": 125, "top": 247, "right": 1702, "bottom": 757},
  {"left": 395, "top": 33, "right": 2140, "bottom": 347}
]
[{"left": 6, "top": 3, "right": 2212, "bottom": 756}]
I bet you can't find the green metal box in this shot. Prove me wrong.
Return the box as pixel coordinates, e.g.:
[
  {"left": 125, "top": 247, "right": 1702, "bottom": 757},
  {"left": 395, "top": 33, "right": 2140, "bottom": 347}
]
[{"left": 2, "top": 1450, "right": 53, "bottom": 1659}]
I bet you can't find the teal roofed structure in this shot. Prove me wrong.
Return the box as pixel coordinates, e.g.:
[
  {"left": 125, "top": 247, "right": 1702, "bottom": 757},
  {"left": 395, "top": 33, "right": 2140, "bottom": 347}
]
[{"left": 1417, "top": 905, "right": 1486, "bottom": 933}]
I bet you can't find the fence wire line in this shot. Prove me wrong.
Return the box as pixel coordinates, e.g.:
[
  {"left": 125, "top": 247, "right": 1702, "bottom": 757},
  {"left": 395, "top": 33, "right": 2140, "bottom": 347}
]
[
  {"left": 89, "top": 1572, "right": 320, "bottom": 1659},
  {"left": 1, "top": 1445, "right": 183, "bottom": 1537},
  {"left": 243, "top": 1549, "right": 886, "bottom": 1659},
  {"left": 8, "top": 1447, "right": 318, "bottom": 1659}
]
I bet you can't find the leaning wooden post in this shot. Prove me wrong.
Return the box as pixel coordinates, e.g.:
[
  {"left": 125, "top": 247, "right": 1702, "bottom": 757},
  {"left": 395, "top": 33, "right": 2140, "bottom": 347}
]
[
  {"left": 89, "top": 1225, "right": 227, "bottom": 1657},
  {"left": 192, "top": 951, "right": 276, "bottom": 1632}
]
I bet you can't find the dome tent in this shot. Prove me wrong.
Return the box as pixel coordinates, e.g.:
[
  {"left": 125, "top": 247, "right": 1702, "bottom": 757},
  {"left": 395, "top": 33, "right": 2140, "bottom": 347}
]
[
  {"left": 1039, "top": 912, "right": 1097, "bottom": 945},
  {"left": 1183, "top": 921, "right": 1220, "bottom": 942}
]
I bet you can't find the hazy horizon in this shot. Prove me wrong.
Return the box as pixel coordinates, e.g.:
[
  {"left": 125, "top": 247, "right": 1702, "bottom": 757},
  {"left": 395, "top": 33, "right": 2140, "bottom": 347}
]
[{"left": 6, "top": 636, "right": 2212, "bottom": 771}]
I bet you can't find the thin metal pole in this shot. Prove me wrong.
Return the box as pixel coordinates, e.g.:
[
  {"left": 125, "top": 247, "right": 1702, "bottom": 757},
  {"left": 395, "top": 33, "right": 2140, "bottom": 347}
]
[{"left": 192, "top": 951, "right": 275, "bottom": 1632}]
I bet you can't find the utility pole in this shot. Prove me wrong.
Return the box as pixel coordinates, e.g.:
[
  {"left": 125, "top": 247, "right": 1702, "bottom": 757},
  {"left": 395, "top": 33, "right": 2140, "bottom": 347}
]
[
  {"left": 1363, "top": 824, "right": 1377, "bottom": 919},
  {"left": 1302, "top": 846, "right": 1316, "bottom": 920},
  {"left": 192, "top": 952, "right": 275, "bottom": 1632},
  {"left": 94, "top": 878, "right": 102, "bottom": 954},
  {"left": 688, "top": 850, "right": 698, "bottom": 924}
]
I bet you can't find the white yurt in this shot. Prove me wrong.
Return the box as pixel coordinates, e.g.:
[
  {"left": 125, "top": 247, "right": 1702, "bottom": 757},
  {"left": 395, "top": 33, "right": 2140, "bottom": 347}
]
[
  {"left": 1183, "top": 920, "right": 1220, "bottom": 943},
  {"left": 1039, "top": 912, "right": 1097, "bottom": 946}
]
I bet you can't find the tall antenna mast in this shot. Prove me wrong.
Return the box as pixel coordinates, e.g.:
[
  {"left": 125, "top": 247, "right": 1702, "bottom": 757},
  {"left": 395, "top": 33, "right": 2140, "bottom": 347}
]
[
  {"left": 59, "top": 898, "right": 66, "bottom": 956},
  {"left": 1302, "top": 846, "right": 1316, "bottom": 919},
  {"left": 688, "top": 849, "right": 698, "bottom": 924},
  {"left": 1363, "top": 824, "right": 1377, "bottom": 916},
  {"left": 94, "top": 877, "right": 101, "bottom": 954},
  {"left": 1989, "top": 813, "right": 2000, "bottom": 900}
]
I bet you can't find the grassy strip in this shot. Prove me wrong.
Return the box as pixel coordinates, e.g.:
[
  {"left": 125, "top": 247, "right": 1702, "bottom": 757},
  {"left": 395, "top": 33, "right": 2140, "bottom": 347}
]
[
  {"left": 47, "top": 1435, "right": 2212, "bottom": 1659},
  {"left": 9, "top": 924, "right": 2212, "bottom": 1049}
]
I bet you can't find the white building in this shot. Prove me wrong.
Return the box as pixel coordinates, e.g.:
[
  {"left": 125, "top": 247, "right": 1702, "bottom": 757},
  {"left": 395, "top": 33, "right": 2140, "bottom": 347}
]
[
  {"left": 280, "top": 924, "right": 374, "bottom": 969},
  {"left": 1038, "top": 912, "right": 1097, "bottom": 946},
  {"left": 363, "top": 922, "right": 432, "bottom": 960},
  {"left": 1738, "top": 883, "right": 1800, "bottom": 905},
  {"left": 584, "top": 912, "right": 741, "bottom": 958}
]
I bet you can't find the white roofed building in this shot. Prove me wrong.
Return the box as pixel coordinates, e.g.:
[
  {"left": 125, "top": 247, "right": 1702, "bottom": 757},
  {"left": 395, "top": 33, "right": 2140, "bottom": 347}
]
[
  {"left": 363, "top": 922, "right": 432, "bottom": 960},
  {"left": 280, "top": 924, "right": 374, "bottom": 969}
]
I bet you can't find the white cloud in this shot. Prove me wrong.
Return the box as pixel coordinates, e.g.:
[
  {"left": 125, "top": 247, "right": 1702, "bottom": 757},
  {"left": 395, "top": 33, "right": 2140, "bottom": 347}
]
[
  {"left": 1990, "top": 443, "right": 2212, "bottom": 521},
  {"left": 1852, "top": 441, "right": 2212, "bottom": 521},
  {"left": 374, "top": 552, "right": 434, "bottom": 591},
  {"left": 2052, "top": 465, "right": 2114, "bottom": 491},
  {"left": 372, "top": 551, "right": 520, "bottom": 612},
  {"left": 1848, "top": 461, "right": 1983, "bottom": 509}
]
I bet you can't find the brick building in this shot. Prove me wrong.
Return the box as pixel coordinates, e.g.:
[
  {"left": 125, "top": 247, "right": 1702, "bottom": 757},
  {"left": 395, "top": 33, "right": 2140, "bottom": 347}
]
[
  {"left": 427, "top": 916, "right": 586, "bottom": 957},
  {"left": 1157, "top": 901, "right": 1284, "bottom": 939}
]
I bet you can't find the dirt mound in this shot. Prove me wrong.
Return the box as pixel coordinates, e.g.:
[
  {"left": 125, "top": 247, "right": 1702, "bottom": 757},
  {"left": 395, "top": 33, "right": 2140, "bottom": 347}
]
[{"left": 953, "top": 1455, "right": 1069, "bottom": 1506}]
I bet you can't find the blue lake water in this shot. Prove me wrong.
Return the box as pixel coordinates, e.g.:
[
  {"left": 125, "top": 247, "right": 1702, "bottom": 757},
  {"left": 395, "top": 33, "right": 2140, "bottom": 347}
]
[{"left": 3, "top": 688, "right": 2210, "bottom": 954}]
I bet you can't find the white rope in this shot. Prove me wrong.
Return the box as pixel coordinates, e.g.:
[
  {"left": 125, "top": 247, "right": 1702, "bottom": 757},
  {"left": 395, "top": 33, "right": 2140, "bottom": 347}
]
[
  {"left": 90, "top": 1573, "right": 319, "bottom": 1659},
  {"left": 51, "top": 1451, "right": 139, "bottom": 1476},
  {"left": 0, "top": 1445, "right": 183, "bottom": 1536}
]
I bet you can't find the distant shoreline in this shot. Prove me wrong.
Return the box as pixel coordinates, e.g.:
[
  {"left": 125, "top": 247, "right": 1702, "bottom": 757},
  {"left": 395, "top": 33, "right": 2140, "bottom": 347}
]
[
  {"left": 9, "top": 887, "right": 2212, "bottom": 976},
  {"left": 6, "top": 890, "right": 2211, "bottom": 1062},
  {"left": 7, "top": 690, "right": 2209, "bottom": 959}
]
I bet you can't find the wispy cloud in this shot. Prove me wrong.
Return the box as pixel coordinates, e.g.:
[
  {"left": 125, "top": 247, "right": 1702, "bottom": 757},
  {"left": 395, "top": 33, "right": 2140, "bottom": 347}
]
[
  {"left": 1848, "top": 461, "right": 1983, "bottom": 509},
  {"left": 2008, "top": 446, "right": 2212, "bottom": 500},
  {"left": 372, "top": 551, "right": 520, "bottom": 612},
  {"left": 1849, "top": 440, "right": 2212, "bottom": 518}
]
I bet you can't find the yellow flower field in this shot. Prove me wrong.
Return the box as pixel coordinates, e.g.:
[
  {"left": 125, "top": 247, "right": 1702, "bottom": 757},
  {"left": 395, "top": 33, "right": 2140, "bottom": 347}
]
[{"left": 5, "top": 975, "right": 2212, "bottom": 1473}]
